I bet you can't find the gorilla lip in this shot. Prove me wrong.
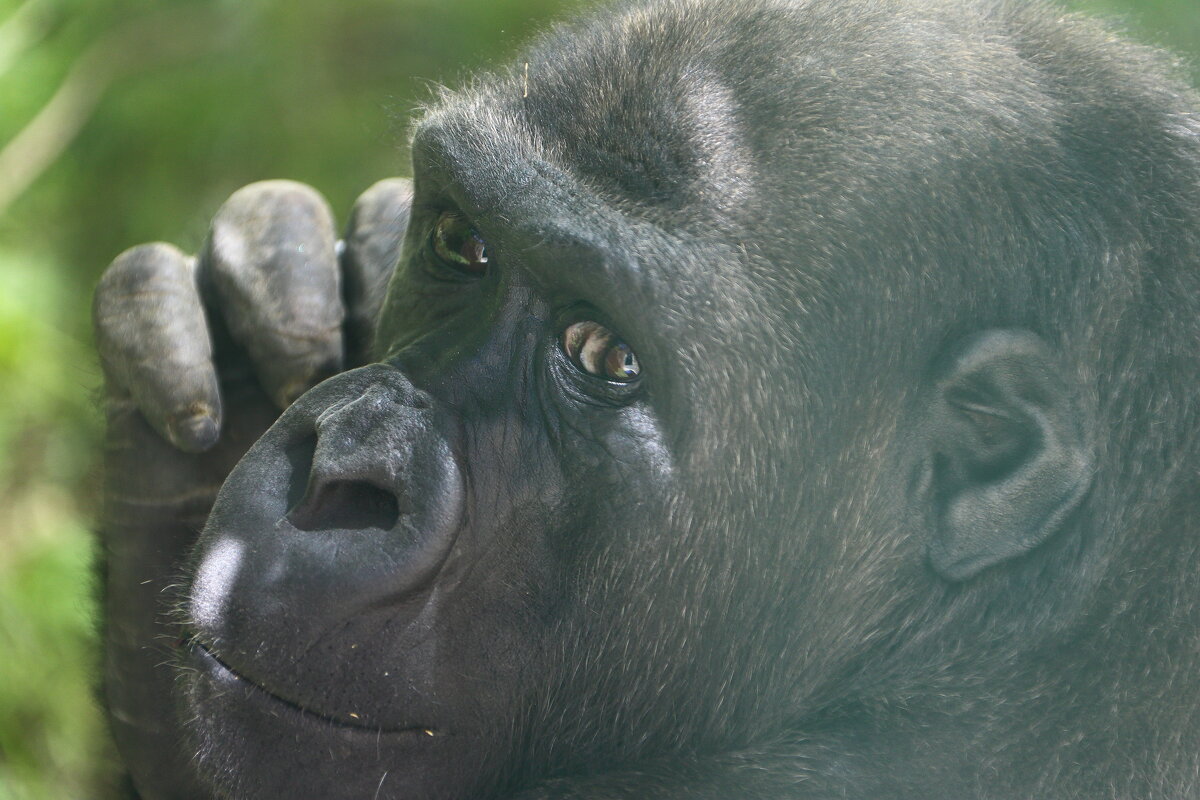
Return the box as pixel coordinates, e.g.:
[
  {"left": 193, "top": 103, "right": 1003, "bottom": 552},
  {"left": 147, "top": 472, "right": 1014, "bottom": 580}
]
[{"left": 188, "top": 640, "right": 441, "bottom": 736}]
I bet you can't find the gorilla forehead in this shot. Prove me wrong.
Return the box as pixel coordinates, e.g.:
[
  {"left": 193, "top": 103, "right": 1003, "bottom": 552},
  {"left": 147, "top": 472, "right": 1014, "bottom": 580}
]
[
  {"left": 402, "top": 0, "right": 1083, "bottom": 444},
  {"left": 403, "top": 0, "right": 1195, "bottom": 421},
  {"left": 415, "top": 4, "right": 758, "bottom": 224},
  {"left": 412, "top": 0, "right": 1074, "bottom": 226}
]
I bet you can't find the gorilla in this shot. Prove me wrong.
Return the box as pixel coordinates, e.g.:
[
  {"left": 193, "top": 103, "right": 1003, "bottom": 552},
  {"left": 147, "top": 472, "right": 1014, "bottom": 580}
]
[{"left": 93, "top": 0, "right": 1200, "bottom": 797}]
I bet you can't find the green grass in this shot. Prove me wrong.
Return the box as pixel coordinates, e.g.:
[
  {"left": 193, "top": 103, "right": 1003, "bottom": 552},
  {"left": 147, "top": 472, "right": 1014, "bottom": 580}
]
[
  {"left": 0, "top": 250, "right": 110, "bottom": 799},
  {"left": 0, "top": 511, "right": 111, "bottom": 800}
]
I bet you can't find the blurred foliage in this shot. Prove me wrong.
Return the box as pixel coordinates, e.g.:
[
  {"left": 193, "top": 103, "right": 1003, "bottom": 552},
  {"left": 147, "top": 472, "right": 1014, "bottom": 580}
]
[{"left": 0, "top": 0, "right": 1193, "bottom": 797}]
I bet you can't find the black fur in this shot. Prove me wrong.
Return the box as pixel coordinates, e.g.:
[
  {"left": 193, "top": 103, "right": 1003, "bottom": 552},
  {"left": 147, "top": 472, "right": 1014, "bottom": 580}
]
[{"left": 99, "top": 0, "right": 1200, "bottom": 797}]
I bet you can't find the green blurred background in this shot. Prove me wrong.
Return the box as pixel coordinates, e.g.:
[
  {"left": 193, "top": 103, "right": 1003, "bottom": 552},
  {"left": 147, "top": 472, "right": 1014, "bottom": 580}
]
[{"left": 0, "top": 0, "right": 1193, "bottom": 797}]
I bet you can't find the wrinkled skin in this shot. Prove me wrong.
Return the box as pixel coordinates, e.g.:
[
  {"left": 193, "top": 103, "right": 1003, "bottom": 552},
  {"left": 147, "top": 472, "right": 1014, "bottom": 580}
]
[{"left": 94, "top": 0, "right": 1200, "bottom": 798}]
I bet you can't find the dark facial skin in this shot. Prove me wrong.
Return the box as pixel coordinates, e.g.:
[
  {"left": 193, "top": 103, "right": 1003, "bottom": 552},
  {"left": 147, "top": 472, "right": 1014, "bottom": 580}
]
[{"left": 94, "top": 0, "right": 1200, "bottom": 797}]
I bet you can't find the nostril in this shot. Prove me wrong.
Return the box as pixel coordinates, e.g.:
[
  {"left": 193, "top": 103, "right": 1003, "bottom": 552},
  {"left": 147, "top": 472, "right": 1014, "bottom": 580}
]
[{"left": 286, "top": 480, "right": 403, "bottom": 532}]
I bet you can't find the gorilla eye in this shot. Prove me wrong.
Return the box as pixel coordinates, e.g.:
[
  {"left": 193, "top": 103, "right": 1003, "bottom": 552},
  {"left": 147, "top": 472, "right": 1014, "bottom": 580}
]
[
  {"left": 431, "top": 211, "right": 489, "bottom": 275},
  {"left": 562, "top": 321, "right": 641, "bottom": 382}
]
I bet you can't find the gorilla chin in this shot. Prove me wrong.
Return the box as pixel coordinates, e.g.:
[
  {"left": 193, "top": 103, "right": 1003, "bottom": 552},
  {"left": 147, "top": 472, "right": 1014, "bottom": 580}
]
[{"left": 184, "top": 644, "right": 480, "bottom": 799}]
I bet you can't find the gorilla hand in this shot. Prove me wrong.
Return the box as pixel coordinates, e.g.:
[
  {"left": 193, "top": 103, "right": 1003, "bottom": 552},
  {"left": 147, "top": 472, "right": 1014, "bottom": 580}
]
[{"left": 92, "top": 178, "right": 411, "bottom": 798}]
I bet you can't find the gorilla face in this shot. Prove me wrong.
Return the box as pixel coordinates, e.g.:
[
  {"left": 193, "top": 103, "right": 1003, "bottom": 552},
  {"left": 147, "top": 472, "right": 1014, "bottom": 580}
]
[
  {"left": 180, "top": 107, "right": 762, "bottom": 800},
  {"left": 180, "top": 36, "right": 820, "bottom": 792},
  {"left": 138, "top": 0, "right": 1199, "bottom": 797}
]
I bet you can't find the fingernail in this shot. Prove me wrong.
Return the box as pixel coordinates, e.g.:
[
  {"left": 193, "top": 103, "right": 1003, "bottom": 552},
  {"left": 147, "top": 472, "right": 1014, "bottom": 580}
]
[{"left": 169, "top": 412, "right": 220, "bottom": 452}]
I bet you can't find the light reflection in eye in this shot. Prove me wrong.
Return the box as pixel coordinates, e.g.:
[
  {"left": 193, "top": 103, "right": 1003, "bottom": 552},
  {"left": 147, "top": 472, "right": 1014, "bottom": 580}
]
[
  {"left": 562, "top": 321, "right": 641, "bottom": 382},
  {"left": 431, "top": 211, "right": 489, "bottom": 275}
]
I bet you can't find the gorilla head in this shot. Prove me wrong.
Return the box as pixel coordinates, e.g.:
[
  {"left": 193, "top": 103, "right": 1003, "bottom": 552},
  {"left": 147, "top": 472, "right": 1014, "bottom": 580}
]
[{"left": 99, "top": 0, "right": 1200, "bottom": 797}]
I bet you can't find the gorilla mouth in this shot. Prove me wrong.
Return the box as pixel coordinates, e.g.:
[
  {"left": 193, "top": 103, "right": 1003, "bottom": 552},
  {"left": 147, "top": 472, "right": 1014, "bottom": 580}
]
[{"left": 189, "top": 640, "right": 440, "bottom": 737}]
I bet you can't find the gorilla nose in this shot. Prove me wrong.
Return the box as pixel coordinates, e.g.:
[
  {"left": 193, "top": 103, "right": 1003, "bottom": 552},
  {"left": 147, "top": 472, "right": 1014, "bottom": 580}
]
[
  {"left": 279, "top": 372, "right": 464, "bottom": 600},
  {"left": 190, "top": 365, "right": 463, "bottom": 646},
  {"left": 286, "top": 384, "right": 430, "bottom": 534}
]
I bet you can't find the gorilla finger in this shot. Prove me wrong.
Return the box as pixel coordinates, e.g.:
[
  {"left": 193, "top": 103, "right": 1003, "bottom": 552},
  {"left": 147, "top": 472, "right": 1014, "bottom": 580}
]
[
  {"left": 200, "top": 180, "right": 344, "bottom": 409},
  {"left": 94, "top": 243, "right": 222, "bottom": 453},
  {"left": 341, "top": 177, "right": 413, "bottom": 363}
]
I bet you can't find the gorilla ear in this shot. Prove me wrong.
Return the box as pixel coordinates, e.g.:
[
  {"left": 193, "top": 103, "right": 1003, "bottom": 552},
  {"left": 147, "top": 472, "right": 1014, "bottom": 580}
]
[{"left": 923, "top": 330, "right": 1094, "bottom": 582}]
